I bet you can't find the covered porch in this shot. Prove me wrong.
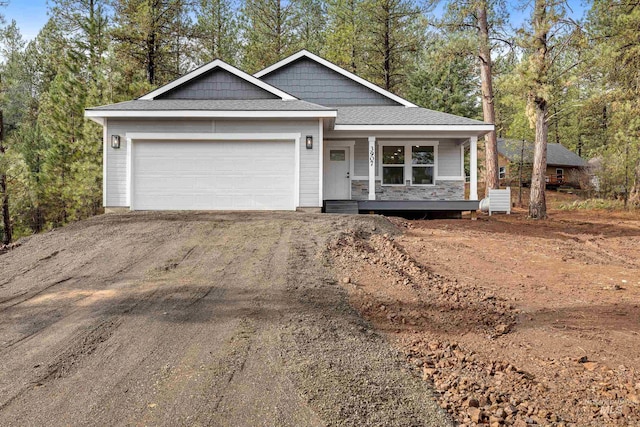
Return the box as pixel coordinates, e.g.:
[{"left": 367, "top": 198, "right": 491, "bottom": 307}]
[{"left": 321, "top": 128, "right": 484, "bottom": 216}]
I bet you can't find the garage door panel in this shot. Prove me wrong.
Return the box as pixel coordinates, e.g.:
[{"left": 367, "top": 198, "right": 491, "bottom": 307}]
[{"left": 133, "top": 140, "right": 295, "bottom": 210}]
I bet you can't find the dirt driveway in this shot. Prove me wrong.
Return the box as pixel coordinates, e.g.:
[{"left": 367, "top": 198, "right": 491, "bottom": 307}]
[{"left": 0, "top": 212, "right": 450, "bottom": 427}]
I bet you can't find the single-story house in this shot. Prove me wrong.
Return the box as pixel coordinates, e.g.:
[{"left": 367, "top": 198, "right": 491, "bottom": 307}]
[
  {"left": 497, "top": 138, "right": 588, "bottom": 188},
  {"left": 85, "top": 50, "right": 493, "bottom": 213}
]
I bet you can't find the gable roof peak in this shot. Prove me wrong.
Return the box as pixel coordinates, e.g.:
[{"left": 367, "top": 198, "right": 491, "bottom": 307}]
[
  {"left": 139, "top": 58, "right": 297, "bottom": 101},
  {"left": 254, "top": 50, "right": 418, "bottom": 108}
]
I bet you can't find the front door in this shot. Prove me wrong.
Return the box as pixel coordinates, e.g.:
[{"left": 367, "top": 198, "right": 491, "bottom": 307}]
[{"left": 325, "top": 147, "right": 350, "bottom": 199}]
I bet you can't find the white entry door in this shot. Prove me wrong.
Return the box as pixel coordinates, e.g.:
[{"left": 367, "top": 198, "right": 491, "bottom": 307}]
[{"left": 324, "top": 147, "right": 350, "bottom": 199}]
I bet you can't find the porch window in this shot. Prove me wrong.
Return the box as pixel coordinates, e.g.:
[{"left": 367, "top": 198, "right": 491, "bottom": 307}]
[
  {"left": 411, "top": 145, "right": 434, "bottom": 185},
  {"left": 382, "top": 146, "right": 405, "bottom": 185},
  {"left": 380, "top": 141, "right": 438, "bottom": 186}
]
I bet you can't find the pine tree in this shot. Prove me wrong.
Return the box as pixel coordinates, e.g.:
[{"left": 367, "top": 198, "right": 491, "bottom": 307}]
[
  {"left": 439, "top": 0, "right": 509, "bottom": 196},
  {"left": 0, "top": 112, "right": 10, "bottom": 245},
  {"left": 0, "top": 21, "right": 30, "bottom": 243},
  {"left": 292, "top": 0, "right": 327, "bottom": 54},
  {"left": 519, "top": 0, "right": 581, "bottom": 218},
  {"left": 587, "top": 1, "right": 640, "bottom": 206},
  {"left": 111, "top": 0, "right": 188, "bottom": 87},
  {"left": 39, "top": 48, "right": 87, "bottom": 225},
  {"left": 240, "top": 0, "right": 297, "bottom": 73},
  {"left": 407, "top": 34, "right": 481, "bottom": 118},
  {"left": 324, "top": 0, "right": 366, "bottom": 73},
  {"left": 49, "top": 0, "right": 110, "bottom": 84},
  {"left": 362, "top": 0, "right": 425, "bottom": 94},
  {"left": 193, "top": 0, "right": 240, "bottom": 64}
]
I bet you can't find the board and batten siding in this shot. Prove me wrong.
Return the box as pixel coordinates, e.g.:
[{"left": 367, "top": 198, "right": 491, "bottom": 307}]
[
  {"left": 351, "top": 138, "right": 464, "bottom": 179},
  {"left": 104, "top": 118, "right": 321, "bottom": 208}
]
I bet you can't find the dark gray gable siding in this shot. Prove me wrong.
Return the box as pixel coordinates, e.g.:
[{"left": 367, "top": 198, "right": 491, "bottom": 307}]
[
  {"left": 260, "top": 58, "right": 401, "bottom": 106},
  {"left": 157, "top": 68, "right": 280, "bottom": 100}
]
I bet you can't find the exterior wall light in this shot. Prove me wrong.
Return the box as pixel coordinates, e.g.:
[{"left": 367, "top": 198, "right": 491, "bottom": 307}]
[
  {"left": 305, "top": 135, "right": 313, "bottom": 149},
  {"left": 111, "top": 135, "right": 121, "bottom": 149}
]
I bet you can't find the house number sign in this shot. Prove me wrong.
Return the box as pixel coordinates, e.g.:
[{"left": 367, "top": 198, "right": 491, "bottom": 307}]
[{"left": 369, "top": 146, "right": 375, "bottom": 167}]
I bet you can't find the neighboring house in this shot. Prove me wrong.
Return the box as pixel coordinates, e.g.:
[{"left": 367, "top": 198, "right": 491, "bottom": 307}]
[
  {"left": 85, "top": 50, "right": 493, "bottom": 212},
  {"left": 497, "top": 139, "right": 588, "bottom": 188}
]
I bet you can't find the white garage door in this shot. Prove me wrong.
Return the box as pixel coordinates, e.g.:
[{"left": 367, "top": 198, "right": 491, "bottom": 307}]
[{"left": 132, "top": 140, "right": 296, "bottom": 210}]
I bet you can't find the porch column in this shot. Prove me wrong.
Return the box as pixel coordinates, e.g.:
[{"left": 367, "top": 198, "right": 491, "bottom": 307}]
[
  {"left": 470, "top": 136, "right": 478, "bottom": 200},
  {"left": 368, "top": 136, "right": 376, "bottom": 200}
]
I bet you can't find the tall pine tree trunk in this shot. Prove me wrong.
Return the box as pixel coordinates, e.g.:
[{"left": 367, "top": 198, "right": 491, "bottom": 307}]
[
  {"left": 530, "top": 99, "right": 548, "bottom": 218},
  {"left": 383, "top": 2, "right": 391, "bottom": 91},
  {"left": 0, "top": 111, "right": 11, "bottom": 245},
  {"left": 477, "top": 1, "right": 498, "bottom": 195},
  {"left": 147, "top": 31, "right": 157, "bottom": 85},
  {"left": 631, "top": 158, "right": 640, "bottom": 207},
  {"left": 528, "top": 0, "right": 549, "bottom": 219}
]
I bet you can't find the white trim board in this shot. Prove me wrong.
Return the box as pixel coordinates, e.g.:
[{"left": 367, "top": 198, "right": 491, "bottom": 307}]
[
  {"left": 125, "top": 132, "right": 302, "bottom": 141},
  {"left": 125, "top": 132, "right": 301, "bottom": 211},
  {"left": 85, "top": 109, "right": 337, "bottom": 119},
  {"left": 333, "top": 124, "right": 494, "bottom": 132},
  {"left": 139, "top": 59, "right": 297, "bottom": 101},
  {"left": 326, "top": 131, "right": 493, "bottom": 140},
  {"left": 318, "top": 119, "right": 324, "bottom": 207},
  {"left": 352, "top": 176, "right": 380, "bottom": 180},
  {"left": 438, "top": 176, "right": 465, "bottom": 181},
  {"left": 254, "top": 50, "right": 418, "bottom": 108},
  {"left": 102, "top": 118, "right": 108, "bottom": 207}
]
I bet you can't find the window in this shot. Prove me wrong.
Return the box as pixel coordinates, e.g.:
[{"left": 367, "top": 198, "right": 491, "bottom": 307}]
[
  {"left": 499, "top": 166, "right": 506, "bottom": 179},
  {"left": 382, "top": 146, "right": 405, "bottom": 185},
  {"left": 556, "top": 168, "right": 564, "bottom": 178},
  {"left": 380, "top": 142, "right": 437, "bottom": 186},
  {"left": 330, "top": 150, "right": 345, "bottom": 161},
  {"left": 412, "top": 145, "right": 434, "bottom": 185}
]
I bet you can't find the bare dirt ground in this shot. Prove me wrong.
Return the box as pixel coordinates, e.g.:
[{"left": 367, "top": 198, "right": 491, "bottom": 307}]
[
  {"left": 330, "top": 207, "right": 640, "bottom": 426},
  {"left": 0, "top": 212, "right": 451, "bottom": 427}
]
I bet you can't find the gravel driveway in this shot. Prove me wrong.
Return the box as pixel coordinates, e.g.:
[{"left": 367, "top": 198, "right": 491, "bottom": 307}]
[{"left": 0, "top": 212, "right": 450, "bottom": 426}]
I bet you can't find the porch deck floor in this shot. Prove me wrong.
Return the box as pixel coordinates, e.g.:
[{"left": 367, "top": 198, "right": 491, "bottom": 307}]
[
  {"left": 356, "top": 200, "right": 479, "bottom": 211},
  {"left": 323, "top": 200, "right": 480, "bottom": 217}
]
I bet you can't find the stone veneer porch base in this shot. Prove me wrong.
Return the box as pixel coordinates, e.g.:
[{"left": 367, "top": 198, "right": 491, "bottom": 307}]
[{"left": 351, "top": 180, "right": 465, "bottom": 201}]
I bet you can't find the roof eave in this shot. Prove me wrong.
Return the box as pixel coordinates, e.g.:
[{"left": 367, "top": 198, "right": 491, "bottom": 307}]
[
  {"left": 84, "top": 109, "right": 337, "bottom": 119},
  {"left": 333, "top": 124, "right": 494, "bottom": 134}
]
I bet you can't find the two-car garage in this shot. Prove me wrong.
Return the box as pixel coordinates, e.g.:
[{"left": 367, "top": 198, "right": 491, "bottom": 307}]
[{"left": 129, "top": 135, "right": 298, "bottom": 211}]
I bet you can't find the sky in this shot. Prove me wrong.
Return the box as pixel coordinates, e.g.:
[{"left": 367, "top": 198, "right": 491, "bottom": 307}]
[
  {"left": 2, "top": 0, "right": 590, "bottom": 42},
  {"left": 4, "top": 0, "right": 49, "bottom": 41}
]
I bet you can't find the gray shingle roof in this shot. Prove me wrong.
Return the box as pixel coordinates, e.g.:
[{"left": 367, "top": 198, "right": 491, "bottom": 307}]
[
  {"left": 335, "top": 106, "right": 488, "bottom": 126},
  {"left": 87, "top": 101, "right": 491, "bottom": 128},
  {"left": 497, "top": 139, "right": 587, "bottom": 167},
  {"left": 86, "top": 99, "right": 332, "bottom": 111}
]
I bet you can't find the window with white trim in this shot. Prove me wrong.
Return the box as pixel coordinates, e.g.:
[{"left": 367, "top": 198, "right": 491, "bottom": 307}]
[
  {"left": 380, "top": 142, "right": 437, "bottom": 186},
  {"left": 382, "top": 146, "right": 405, "bottom": 185},
  {"left": 499, "top": 166, "right": 506, "bottom": 179},
  {"left": 411, "top": 145, "right": 435, "bottom": 185}
]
